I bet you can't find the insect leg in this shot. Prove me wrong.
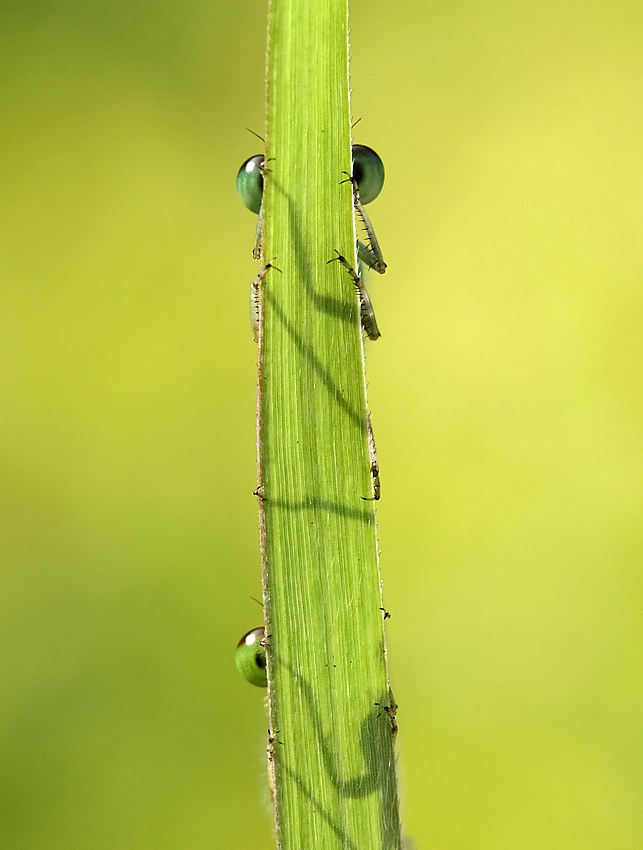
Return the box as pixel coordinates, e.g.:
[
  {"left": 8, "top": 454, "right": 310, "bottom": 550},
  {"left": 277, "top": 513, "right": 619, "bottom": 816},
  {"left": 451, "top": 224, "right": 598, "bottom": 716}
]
[
  {"left": 252, "top": 195, "right": 264, "bottom": 260},
  {"left": 361, "top": 413, "right": 381, "bottom": 501},
  {"left": 328, "top": 251, "right": 381, "bottom": 341},
  {"left": 375, "top": 687, "right": 398, "bottom": 740},
  {"left": 343, "top": 172, "right": 387, "bottom": 274},
  {"left": 354, "top": 196, "right": 387, "bottom": 274},
  {"left": 250, "top": 262, "right": 280, "bottom": 342}
]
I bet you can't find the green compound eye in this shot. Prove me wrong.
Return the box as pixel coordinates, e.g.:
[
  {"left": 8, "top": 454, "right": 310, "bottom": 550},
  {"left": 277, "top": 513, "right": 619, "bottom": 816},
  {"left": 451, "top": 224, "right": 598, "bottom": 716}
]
[
  {"left": 352, "top": 144, "right": 385, "bottom": 205},
  {"left": 236, "top": 147, "right": 384, "bottom": 212},
  {"left": 236, "top": 154, "right": 264, "bottom": 215},
  {"left": 235, "top": 627, "right": 267, "bottom": 688}
]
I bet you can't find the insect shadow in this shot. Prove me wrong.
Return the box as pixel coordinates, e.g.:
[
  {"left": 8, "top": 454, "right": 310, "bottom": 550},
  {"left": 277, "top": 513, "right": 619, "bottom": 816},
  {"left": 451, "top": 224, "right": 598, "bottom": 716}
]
[{"left": 274, "top": 658, "right": 401, "bottom": 850}]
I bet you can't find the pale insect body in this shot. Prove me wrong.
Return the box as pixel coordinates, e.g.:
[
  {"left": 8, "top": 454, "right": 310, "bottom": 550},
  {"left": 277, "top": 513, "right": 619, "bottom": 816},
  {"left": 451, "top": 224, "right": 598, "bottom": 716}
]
[{"left": 358, "top": 239, "right": 385, "bottom": 274}]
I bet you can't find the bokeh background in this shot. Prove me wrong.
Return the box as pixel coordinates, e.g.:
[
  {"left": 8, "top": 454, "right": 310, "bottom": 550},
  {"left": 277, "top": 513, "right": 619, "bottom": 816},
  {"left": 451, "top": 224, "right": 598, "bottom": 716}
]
[{"left": 2, "top": 0, "right": 642, "bottom": 847}]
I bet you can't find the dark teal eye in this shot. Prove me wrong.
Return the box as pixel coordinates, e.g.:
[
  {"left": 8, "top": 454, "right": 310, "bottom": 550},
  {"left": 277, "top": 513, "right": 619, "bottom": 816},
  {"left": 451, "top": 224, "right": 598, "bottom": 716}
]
[
  {"left": 352, "top": 144, "right": 385, "bottom": 205},
  {"left": 236, "top": 154, "right": 265, "bottom": 215},
  {"left": 235, "top": 627, "right": 267, "bottom": 687}
]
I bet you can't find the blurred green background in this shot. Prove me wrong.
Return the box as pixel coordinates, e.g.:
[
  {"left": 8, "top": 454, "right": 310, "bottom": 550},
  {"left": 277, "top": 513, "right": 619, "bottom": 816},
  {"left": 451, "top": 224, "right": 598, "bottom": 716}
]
[{"left": 1, "top": 0, "right": 642, "bottom": 847}]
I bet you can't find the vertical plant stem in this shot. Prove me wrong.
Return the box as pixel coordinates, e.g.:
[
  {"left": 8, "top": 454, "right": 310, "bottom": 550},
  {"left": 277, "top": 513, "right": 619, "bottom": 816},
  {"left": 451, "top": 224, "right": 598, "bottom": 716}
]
[{"left": 257, "top": 1, "right": 402, "bottom": 847}]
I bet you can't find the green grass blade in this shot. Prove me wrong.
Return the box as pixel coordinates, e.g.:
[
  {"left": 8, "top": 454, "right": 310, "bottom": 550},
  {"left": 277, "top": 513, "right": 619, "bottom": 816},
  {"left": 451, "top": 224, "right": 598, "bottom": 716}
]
[{"left": 257, "top": 1, "right": 402, "bottom": 847}]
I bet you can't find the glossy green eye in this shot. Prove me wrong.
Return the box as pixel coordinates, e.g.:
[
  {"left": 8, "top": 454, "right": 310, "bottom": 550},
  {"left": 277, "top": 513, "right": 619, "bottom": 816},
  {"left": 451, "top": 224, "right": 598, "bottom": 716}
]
[
  {"left": 236, "top": 154, "right": 264, "bottom": 214},
  {"left": 235, "top": 627, "right": 267, "bottom": 687},
  {"left": 352, "top": 144, "right": 385, "bottom": 205},
  {"left": 237, "top": 147, "right": 384, "bottom": 212}
]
